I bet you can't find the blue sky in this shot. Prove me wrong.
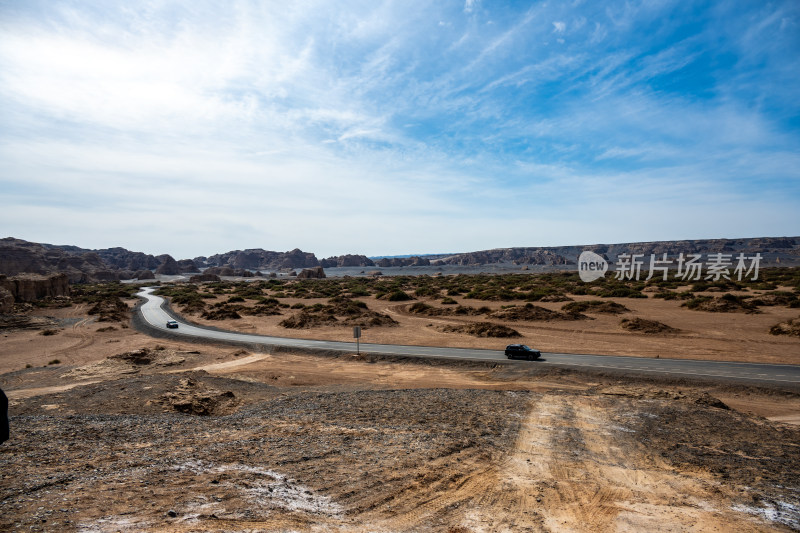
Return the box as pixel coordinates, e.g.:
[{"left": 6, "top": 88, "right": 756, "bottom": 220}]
[{"left": 1, "top": 0, "right": 798, "bottom": 259}]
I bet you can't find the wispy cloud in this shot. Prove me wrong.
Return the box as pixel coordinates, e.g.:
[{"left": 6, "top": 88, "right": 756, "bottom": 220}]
[{"left": 0, "top": 0, "right": 798, "bottom": 258}]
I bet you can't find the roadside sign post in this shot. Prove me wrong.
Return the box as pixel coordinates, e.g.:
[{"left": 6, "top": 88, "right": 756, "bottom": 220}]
[{"left": 353, "top": 326, "right": 361, "bottom": 354}]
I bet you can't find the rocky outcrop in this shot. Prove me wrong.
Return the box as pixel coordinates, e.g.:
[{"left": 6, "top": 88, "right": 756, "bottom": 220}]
[
  {"left": 296, "top": 266, "right": 326, "bottom": 279},
  {"left": 436, "top": 249, "right": 570, "bottom": 266},
  {"left": 375, "top": 256, "right": 431, "bottom": 268},
  {"left": 93, "top": 271, "right": 123, "bottom": 282},
  {"left": 204, "top": 267, "right": 235, "bottom": 277},
  {"left": 189, "top": 273, "right": 221, "bottom": 283},
  {"left": 155, "top": 255, "right": 181, "bottom": 275},
  {"left": 88, "top": 247, "right": 160, "bottom": 271},
  {"left": 0, "top": 287, "right": 13, "bottom": 313},
  {"left": 0, "top": 238, "right": 166, "bottom": 282},
  {"left": 203, "top": 267, "right": 254, "bottom": 277},
  {"left": 320, "top": 255, "right": 375, "bottom": 268},
  {"left": 0, "top": 273, "right": 70, "bottom": 302},
  {"left": 134, "top": 270, "right": 156, "bottom": 280},
  {"left": 375, "top": 256, "right": 430, "bottom": 268},
  {"left": 205, "top": 248, "right": 320, "bottom": 270},
  {"left": 0, "top": 238, "right": 107, "bottom": 282},
  {"left": 177, "top": 259, "right": 199, "bottom": 273}
]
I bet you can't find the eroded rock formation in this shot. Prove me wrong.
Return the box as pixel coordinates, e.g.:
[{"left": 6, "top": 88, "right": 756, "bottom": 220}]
[{"left": 0, "top": 274, "right": 70, "bottom": 302}]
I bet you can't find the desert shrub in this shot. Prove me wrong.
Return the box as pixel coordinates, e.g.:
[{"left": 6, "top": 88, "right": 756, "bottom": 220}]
[
  {"left": 387, "top": 290, "right": 413, "bottom": 301},
  {"left": 96, "top": 326, "right": 116, "bottom": 332},
  {"left": 683, "top": 295, "right": 713, "bottom": 309},
  {"left": 87, "top": 297, "right": 130, "bottom": 322},
  {"left": 227, "top": 295, "right": 245, "bottom": 303},
  {"left": 347, "top": 286, "right": 370, "bottom": 297},
  {"left": 522, "top": 287, "right": 567, "bottom": 301},
  {"left": 769, "top": 317, "right": 800, "bottom": 337},
  {"left": 620, "top": 318, "right": 678, "bottom": 334},
  {"left": 40, "top": 329, "right": 59, "bottom": 336},
  {"left": 202, "top": 305, "right": 243, "bottom": 320},
  {"left": 279, "top": 299, "right": 396, "bottom": 329},
  {"left": 415, "top": 286, "right": 439, "bottom": 298},
  {"left": 683, "top": 294, "right": 758, "bottom": 313},
  {"left": 749, "top": 291, "right": 798, "bottom": 307},
  {"left": 595, "top": 287, "right": 647, "bottom": 299},
  {"left": 436, "top": 322, "right": 521, "bottom": 338},
  {"left": 749, "top": 282, "right": 778, "bottom": 291},
  {"left": 71, "top": 282, "right": 141, "bottom": 303},
  {"left": 33, "top": 296, "right": 73, "bottom": 309},
  {"left": 691, "top": 280, "right": 744, "bottom": 293},
  {"left": 291, "top": 303, "right": 305, "bottom": 309},
  {"left": 441, "top": 297, "right": 457, "bottom": 305},
  {"left": 48, "top": 359, "right": 61, "bottom": 365},
  {"left": 409, "top": 302, "right": 434, "bottom": 314},
  {"left": 465, "top": 288, "right": 519, "bottom": 301},
  {"left": 652, "top": 291, "right": 679, "bottom": 300},
  {"left": 241, "top": 304, "right": 282, "bottom": 317},
  {"left": 562, "top": 300, "right": 630, "bottom": 314}
]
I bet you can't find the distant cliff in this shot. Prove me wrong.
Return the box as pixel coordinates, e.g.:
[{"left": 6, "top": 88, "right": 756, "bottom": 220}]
[
  {"left": 0, "top": 238, "right": 191, "bottom": 282},
  {"left": 430, "top": 237, "right": 800, "bottom": 267},
  {"left": 2, "top": 236, "right": 797, "bottom": 283},
  {"left": 203, "top": 248, "right": 320, "bottom": 270},
  {"left": 0, "top": 273, "right": 70, "bottom": 302},
  {"left": 320, "top": 255, "right": 375, "bottom": 268}
]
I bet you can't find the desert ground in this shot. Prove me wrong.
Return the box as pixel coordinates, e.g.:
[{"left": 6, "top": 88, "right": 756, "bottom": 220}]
[{"left": 1, "top": 272, "right": 799, "bottom": 531}]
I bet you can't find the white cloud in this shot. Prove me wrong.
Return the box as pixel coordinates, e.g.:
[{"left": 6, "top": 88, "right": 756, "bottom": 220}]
[{"left": 0, "top": 0, "right": 797, "bottom": 258}]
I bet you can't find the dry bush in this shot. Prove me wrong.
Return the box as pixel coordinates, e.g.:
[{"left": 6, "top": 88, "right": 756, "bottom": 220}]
[
  {"left": 683, "top": 294, "right": 759, "bottom": 313},
  {"left": 620, "top": 317, "right": 678, "bottom": 334},
  {"left": 769, "top": 317, "right": 800, "bottom": 337},
  {"left": 562, "top": 300, "right": 629, "bottom": 314},
  {"left": 436, "top": 321, "right": 521, "bottom": 338},
  {"left": 202, "top": 305, "right": 243, "bottom": 320},
  {"left": 87, "top": 297, "right": 130, "bottom": 322},
  {"left": 280, "top": 299, "right": 397, "bottom": 329}
]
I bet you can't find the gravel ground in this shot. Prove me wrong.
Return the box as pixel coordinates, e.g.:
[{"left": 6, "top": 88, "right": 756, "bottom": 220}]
[
  {"left": 1, "top": 356, "right": 799, "bottom": 531},
  {"left": 1, "top": 381, "right": 525, "bottom": 532}
]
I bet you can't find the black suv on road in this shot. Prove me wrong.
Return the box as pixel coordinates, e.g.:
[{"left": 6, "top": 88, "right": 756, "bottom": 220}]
[{"left": 505, "top": 344, "right": 541, "bottom": 360}]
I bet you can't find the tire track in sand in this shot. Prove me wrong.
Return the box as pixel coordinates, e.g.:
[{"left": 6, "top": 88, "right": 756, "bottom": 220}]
[{"left": 456, "top": 394, "right": 773, "bottom": 532}]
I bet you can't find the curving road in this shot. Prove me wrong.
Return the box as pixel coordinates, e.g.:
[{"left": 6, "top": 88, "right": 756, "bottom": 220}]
[{"left": 136, "top": 288, "right": 800, "bottom": 386}]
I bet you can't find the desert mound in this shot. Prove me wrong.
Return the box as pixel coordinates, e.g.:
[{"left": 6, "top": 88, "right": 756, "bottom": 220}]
[
  {"left": 435, "top": 321, "right": 521, "bottom": 338},
  {"left": 770, "top": 317, "right": 800, "bottom": 337},
  {"left": 620, "top": 317, "right": 679, "bottom": 334},
  {"left": 562, "top": 300, "right": 630, "bottom": 314}
]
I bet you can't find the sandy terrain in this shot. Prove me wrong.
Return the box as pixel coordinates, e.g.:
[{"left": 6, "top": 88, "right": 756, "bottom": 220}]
[
  {"left": 2, "top": 345, "right": 799, "bottom": 532},
  {"left": 175, "top": 290, "right": 800, "bottom": 365},
  {"left": 1, "top": 285, "right": 799, "bottom": 531}
]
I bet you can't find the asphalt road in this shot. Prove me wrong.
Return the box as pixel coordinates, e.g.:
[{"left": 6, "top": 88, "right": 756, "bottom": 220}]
[{"left": 136, "top": 287, "right": 800, "bottom": 386}]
